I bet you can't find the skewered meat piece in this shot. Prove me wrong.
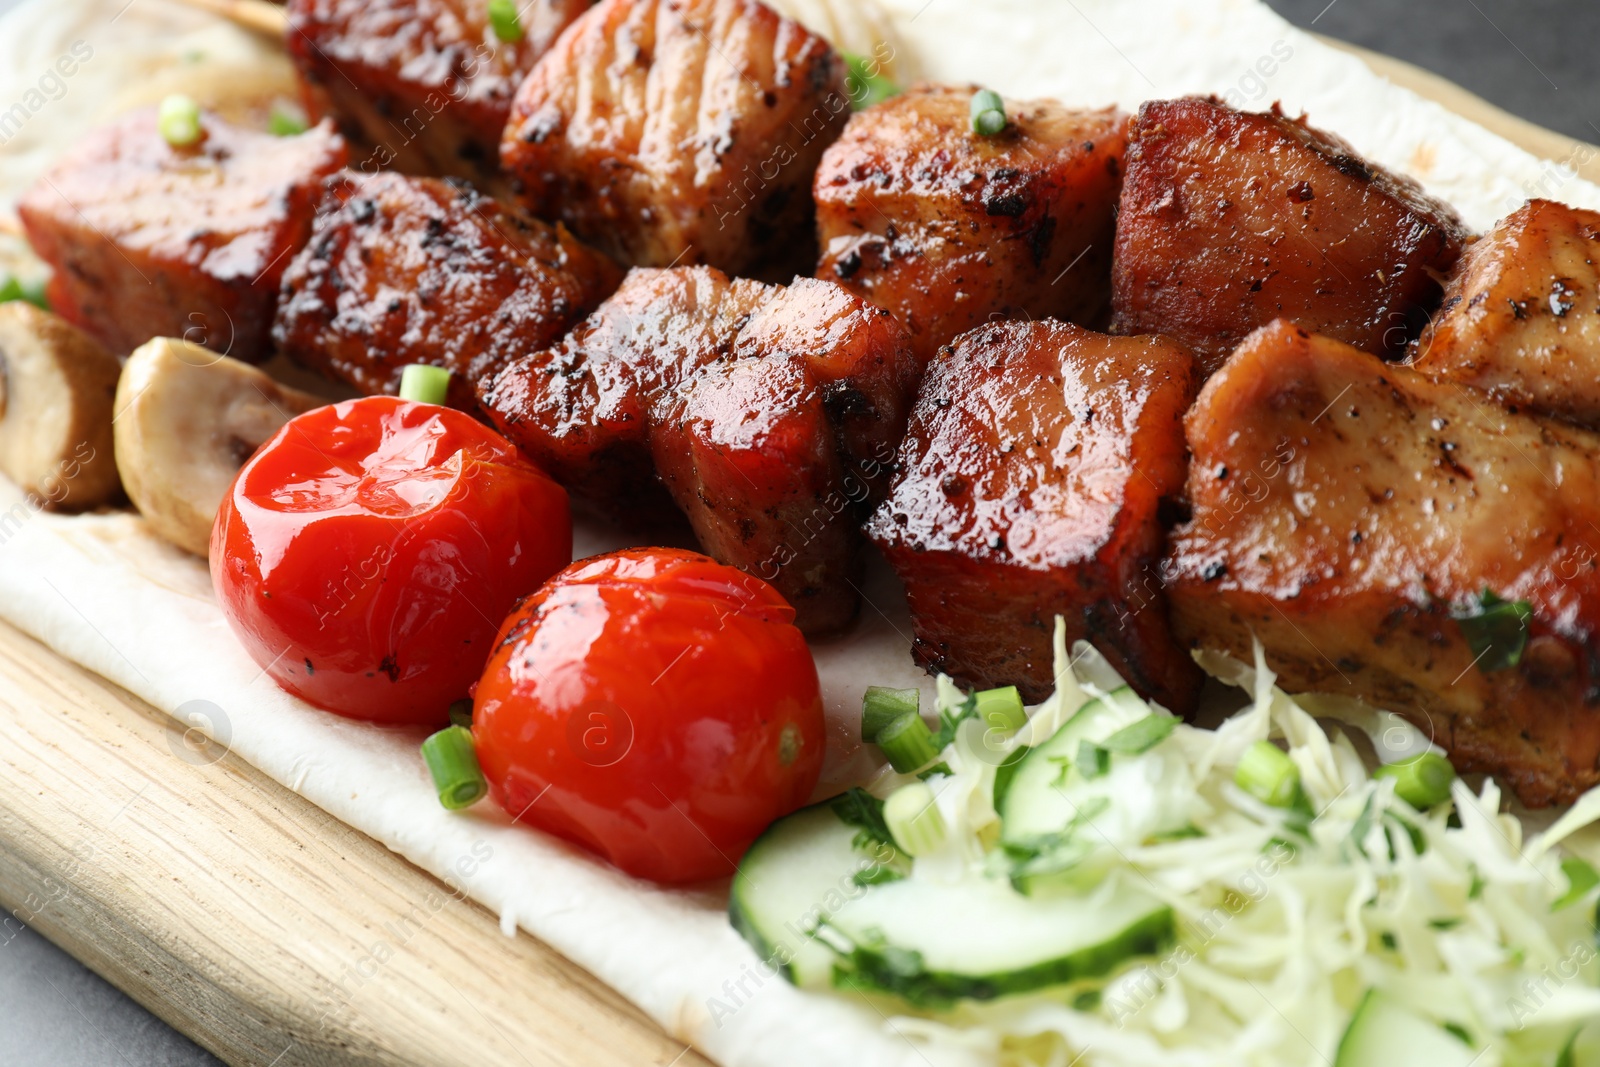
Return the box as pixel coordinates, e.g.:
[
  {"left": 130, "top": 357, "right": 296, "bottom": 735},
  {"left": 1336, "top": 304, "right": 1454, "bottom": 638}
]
[
  {"left": 1167, "top": 319, "right": 1600, "bottom": 807},
  {"left": 1111, "top": 98, "right": 1467, "bottom": 373},
  {"left": 481, "top": 265, "right": 916, "bottom": 632},
  {"left": 500, "top": 0, "right": 849, "bottom": 279},
  {"left": 285, "top": 0, "right": 588, "bottom": 189},
  {"left": 866, "top": 320, "right": 1202, "bottom": 711},
  {"left": 651, "top": 355, "right": 860, "bottom": 631},
  {"left": 18, "top": 108, "right": 347, "bottom": 361},
  {"left": 273, "top": 171, "right": 622, "bottom": 403},
  {"left": 1411, "top": 198, "right": 1600, "bottom": 428},
  {"left": 815, "top": 87, "right": 1128, "bottom": 367}
]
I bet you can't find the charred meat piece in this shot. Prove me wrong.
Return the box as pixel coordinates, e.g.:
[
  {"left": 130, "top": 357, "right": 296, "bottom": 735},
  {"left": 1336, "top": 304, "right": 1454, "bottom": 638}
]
[
  {"left": 1167, "top": 319, "right": 1600, "bottom": 807},
  {"left": 500, "top": 0, "right": 849, "bottom": 278},
  {"left": 1411, "top": 199, "right": 1600, "bottom": 428},
  {"left": 18, "top": 108, "right": 347, "bottom": 361},
  {"left": 274, "top": 171, "right": 622, "bottom": 402},
  {"left": 482, "top": 265, "right": 767, "bottom": 513},
  {"left": 481, "top": 265, "right": 916, "bottom": 632},
  {"left": 866, "top": 320, "right": 1202, "bottom": 711},
  {"left": 651, "top": 355, "right": 860, "bottom": 631},
  {"left": 1111, "top": 98, "right": 1467, "bottom": 372},
  {"left": 285, "top": 0, "right": 588, "bottom": 188},
  {"left": 816, "top": 86, "right": 1128, "bottom": 367}
]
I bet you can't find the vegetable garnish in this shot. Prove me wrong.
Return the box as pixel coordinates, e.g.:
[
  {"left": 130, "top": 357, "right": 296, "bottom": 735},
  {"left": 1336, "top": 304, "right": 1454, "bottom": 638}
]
[
  {"left": 1374, "top": 750, "right": 1456, "bottom": 808},
  {"left": 884, "top": 782, "right": 946, "bottom": 857},
  {"left": 267, "top": 100, "right": 309, "bottom": 137},
  {"left": 398, "top": 362, "right": 451, "bottom": 404},
  {"left": 862, "top": 686, "right": 919, "bottom": 742},
  {"left": 875, "top": 709, "right": 941, "bottom": 773},
  {"left": 1451, "top": 587, "right": 1533, "bottom": 671},
  {"left": 487, "top": 0, "right": 523, "bottom": 43},
  {"left": 448, "top": 698, "right": 474, "bottom": 729},
  {"left": 0, "top": 275, "right": 49, "bottom": 310},
  {"left": 421, "top": 725, "right": 488, "bottom": 810},
  {"left": 975, "top": 684, "right": 1025, "bottom": 734},
  {"left": 472, "top": 548, "right": 824, "bottom": 884},
  {"left": 1234, "top": 738, "right": 1303, "bottom": 807},
  {"left": 970, "top": 88, "right": 1007, "bottom": 136},
  {"left": 843, "top": 52, "right": 901, "bottom": 109},
  {"left": 157, "top": 94, "right": 203, "bottom": 147},
  {"left": 212, "top": 397, "right": 571, "bottom": 725},
  {"left": 731, "top": 623, "right": 1600, "bottom": 1065}
]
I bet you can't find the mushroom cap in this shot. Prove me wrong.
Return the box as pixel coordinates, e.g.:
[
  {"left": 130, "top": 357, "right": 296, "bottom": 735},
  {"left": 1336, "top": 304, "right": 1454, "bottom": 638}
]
[
  {"left": 0, "top": 301, "right": 122, "bottom": 510},
  {"left": 114, "top": 337, "right": 323, "bottom": 556}
]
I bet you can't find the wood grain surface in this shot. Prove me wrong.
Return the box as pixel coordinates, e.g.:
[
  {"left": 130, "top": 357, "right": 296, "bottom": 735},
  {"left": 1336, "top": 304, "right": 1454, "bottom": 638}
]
[
  {"left": 0, "top": 33, "right": 1593, "bottom": 1067},
  {"left": 0, "top": 619, "right": 711, "bottom": 1067}
]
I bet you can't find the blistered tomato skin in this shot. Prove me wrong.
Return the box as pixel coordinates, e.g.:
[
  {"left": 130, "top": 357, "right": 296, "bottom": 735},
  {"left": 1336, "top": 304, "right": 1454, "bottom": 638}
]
[
  {"left": 473, "top": 548, "right": 825, "bottom": 884},
  {"left": 211, "top": 396, "right": 572, "bottom": 726}
]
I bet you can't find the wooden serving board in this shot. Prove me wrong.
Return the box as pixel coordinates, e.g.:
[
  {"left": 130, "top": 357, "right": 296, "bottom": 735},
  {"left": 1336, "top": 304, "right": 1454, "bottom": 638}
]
[{"left": 0, "top": 44, "right": 1594, "bottom": 1067}]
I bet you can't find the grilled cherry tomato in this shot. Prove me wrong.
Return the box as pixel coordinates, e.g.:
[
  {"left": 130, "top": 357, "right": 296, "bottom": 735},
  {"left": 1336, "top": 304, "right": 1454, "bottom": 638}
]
[
  {"left": 211, "top": 396, "right": 571, "bottom": 725},
  {"left": 473, "top": 548, "right": 825, "bottom": 884}
]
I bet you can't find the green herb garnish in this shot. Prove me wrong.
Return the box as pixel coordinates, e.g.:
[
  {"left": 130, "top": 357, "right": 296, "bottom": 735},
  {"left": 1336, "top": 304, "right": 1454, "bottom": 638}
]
[
  {"left": 831, "top": 786, "right": 894, "bottom": 850},
  {"left": 970, "top": 88, "right": 1006, "bottom": 136},
  {"left": 1452, "top": 588, "right": 1532, "bottom": 672}
]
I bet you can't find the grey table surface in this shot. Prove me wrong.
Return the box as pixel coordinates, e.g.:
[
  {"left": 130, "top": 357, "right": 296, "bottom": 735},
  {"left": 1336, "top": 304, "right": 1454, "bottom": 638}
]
[{"left": 0, "top": 0, "right": 1597, "bottom": 1065}]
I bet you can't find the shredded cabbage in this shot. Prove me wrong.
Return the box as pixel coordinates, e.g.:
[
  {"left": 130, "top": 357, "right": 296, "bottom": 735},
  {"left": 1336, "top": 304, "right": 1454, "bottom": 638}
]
[{"left": 858, "top": 622, "right": 1600, "bottom": 1067}]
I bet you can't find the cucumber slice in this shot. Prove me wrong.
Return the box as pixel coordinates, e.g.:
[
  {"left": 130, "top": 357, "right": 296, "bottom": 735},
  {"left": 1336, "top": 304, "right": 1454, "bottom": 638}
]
[
  {"left": 1334, "top": 989, "right": 1479, "bottom": 1067},
  {"left": 998, "top": 687, "right": 1160, "bottom": 848},
  {"left": 825, "top": 874, "right": 1173, "bottom": 1005},
  {"left": 729, "top": 801, "right": 900, "bottom": 986}
]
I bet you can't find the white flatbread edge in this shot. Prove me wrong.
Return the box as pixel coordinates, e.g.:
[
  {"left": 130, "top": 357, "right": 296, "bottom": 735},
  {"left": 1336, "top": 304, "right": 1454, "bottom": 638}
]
[{"left": 2, "top": 0, "right": 1599, "bottom": 1064}]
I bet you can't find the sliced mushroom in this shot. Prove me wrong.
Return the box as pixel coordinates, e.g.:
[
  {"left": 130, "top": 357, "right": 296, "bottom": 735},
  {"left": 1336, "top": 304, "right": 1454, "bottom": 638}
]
[
  {"left": 0, "top": 301, "right": 123, "bottom": 510},
  {"left": 114, "top": 337, "right": 323, "bottom": 556}
]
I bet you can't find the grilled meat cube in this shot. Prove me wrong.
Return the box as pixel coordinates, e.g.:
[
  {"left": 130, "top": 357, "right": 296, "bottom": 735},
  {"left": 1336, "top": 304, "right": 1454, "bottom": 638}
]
[
  {"left": 273, "top": 171, "right": 622, "bottom": 402},
  {"left": 500, "top": 0, "right": 849, "bottom": 278},
  {"left": 482, "top": 265, "right": 768, "bottom": 513},
  {"left": 651, "top": 355, "right": 860, "bottom": 631},
  {"left": 815, "top": 86, "right": 1128, "bottom": 367},
  {"left": 285, "top": 0, "right": 588, "bottom": 188},
  {"left": 1111, "top": 98, "right": 1467, "bottom": 373},
  {"left": 481, "top": 265, "right": 915, "bottom": 631},
  {"left": 1411, "top": 199, "right": 1600, "bottom": 428},
  {"left": 18, "top": 108, "right": 346, "bottom": 361},
  {"left": 481, "top": 265, "right": 913, "bottom": 508},
  {"left": 866, "top": 320, "right": 1202, "bottom": 711},
  {"left": 1167, "top": 319, "right": 1600, "bottom": 807}
]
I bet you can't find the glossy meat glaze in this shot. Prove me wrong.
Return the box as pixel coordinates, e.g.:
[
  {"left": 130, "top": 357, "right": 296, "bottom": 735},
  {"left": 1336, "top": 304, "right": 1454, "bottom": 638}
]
[
  {"left": 816, "top": 86, "right": 1127, "bottom": 366},
  {"left": 1169, "top": 320, "right": 1600, "bottom": 806}
]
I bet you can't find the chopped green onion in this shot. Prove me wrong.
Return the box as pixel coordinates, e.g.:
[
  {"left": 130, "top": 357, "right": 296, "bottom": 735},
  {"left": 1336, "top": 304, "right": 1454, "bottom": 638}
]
[
  {"left": 398, "top": 363, "right": 451, "bottom": 404},
  {"left": 974, "top": 685, "right": 1026, "bottom": 734},
  {"left": 1235, "top": 740, "right": 1302, "bottom": 808},
  {"left": 1100, "top": 714, "right": 1179, "bottom": 755},
  {"left": 448, "top": 698, "right": 474, "bottom": 729},
  {"left": 876, "top": 710, "right": 940, "bottom": 773},
  {"left": 843, "top": 52, "right": 901, "bottom": 109},
  {"left": 862, "top": 686, "right": 919, "bottom": 742},
  {"left": 1452, "top": 588, "right": 1532, "bottom": 672},
  {"left": 268, "top": 100, "right": 309, "bottom": 137},
  {"left": 158, "top": 94, "right": 203, "bottom": 147},
  {"left": 970, "top": 88, "right": 1006, "bottom": 136},
  {"left": 1075, "top": 740, "right": 1110, "bottom": 779},
  {"left": 421, "top": 725, "right": 487, "bottom": 810},
  {"left": 1552, "top": 856, "right": 1600, "bottom": 911},
  {"left": 1374, "top": 751, "right": 1456, "bottom": 809},
  {"left": 487, "top": 0, "right": 523, "bottom": 43},
  {"left": 0, "top": 275, "right": 48, "bottom": 310},
  {"left": 883, "top": 781, "right": 946, "bottom": 857}
]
